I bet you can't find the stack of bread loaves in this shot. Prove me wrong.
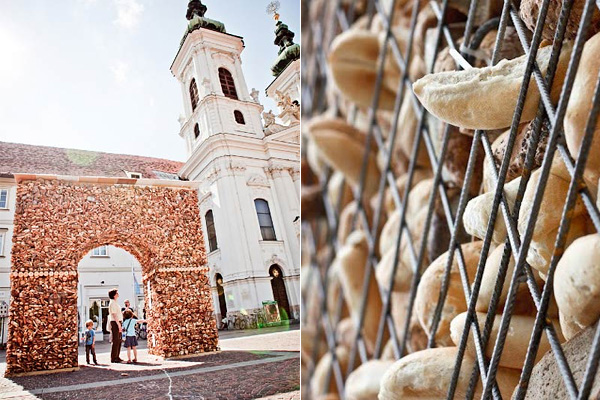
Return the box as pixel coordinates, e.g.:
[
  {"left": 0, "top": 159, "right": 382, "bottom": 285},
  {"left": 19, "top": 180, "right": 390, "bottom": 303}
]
[{"left": 303, "top": 0, "right": 600, "bottom": 397}]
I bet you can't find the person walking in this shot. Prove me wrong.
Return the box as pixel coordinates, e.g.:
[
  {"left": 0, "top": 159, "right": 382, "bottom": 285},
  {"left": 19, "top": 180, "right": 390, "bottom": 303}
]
[{"left": 107, "top": 288, "right": 124, "bottom": 363}]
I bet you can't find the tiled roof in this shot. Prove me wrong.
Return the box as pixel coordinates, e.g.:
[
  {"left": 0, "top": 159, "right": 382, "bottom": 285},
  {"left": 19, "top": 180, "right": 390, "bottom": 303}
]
[{"left": 0, "top": 141, "right": 184, "bottom": 180}]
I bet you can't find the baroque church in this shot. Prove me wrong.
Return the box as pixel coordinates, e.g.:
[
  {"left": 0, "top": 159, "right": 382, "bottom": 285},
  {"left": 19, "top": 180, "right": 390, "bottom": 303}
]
[{"left": 0, "top": 0, "right": 300, "bottom": 341}]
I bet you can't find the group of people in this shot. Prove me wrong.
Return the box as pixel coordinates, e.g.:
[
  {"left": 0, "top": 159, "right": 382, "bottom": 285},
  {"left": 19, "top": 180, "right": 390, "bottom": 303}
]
[{"left": 83, "top": 288, "right": 147, "bottom": 365}]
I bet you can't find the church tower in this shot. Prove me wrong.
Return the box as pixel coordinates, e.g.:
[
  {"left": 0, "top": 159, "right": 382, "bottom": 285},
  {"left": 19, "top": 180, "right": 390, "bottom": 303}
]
[
  {"left": 171, "top": 1, "right": 301, "bottom": 326},
  {"left": 171, "top": 0, "right": 265, "bottom": 157}
]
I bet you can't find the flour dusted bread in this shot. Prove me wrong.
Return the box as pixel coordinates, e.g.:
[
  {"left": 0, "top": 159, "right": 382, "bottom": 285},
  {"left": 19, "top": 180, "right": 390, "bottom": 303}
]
[
  {"left": 308, "top": 117, "right": 381, "bottom": 198},
  {"left": 555, "top": 234, "right": 600, "bottom": 340},
  {"left": 378, "top": 347, "right": 520, "bottom": 399},
  {"left": 415, "top": 241, "right": 483, "bottom": 346},
  {"left": 450, "top": 312, "right": 565, "bottom": 370},
  {"left": 345, "top": 360, "right": 395, "bottom": 400},
  {"left": 413, "top": 43, "right": 572, "bottom": 130}
]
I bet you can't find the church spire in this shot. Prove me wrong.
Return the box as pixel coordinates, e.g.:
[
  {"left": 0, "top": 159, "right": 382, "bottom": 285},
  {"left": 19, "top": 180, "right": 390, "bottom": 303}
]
[{"left": 267, "top": 1, "right": 300, "bottom": 77}]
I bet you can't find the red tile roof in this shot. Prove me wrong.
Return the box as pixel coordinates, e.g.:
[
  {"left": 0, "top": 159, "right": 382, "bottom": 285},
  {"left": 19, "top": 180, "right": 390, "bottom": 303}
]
[{"left": 0, "top": 141, "right": 184, "bottom": 180}]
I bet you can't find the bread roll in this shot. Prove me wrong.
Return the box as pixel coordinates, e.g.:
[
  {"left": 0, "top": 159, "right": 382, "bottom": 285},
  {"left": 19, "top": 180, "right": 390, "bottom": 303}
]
[
  {"left": 463, "top": 177, "right": 521, "bottom": 244},
  {"left": 328, "top": 28, "right": 398, "bottom": 110},
  {"left": 384, "top": 169, "right": 432, "bottom": 215},
  {"left": 376, "top": 207, "right": 429, "bottom": 293},
  {"left": 415, "top": 241, "right": 483, "bottom": 346},
  {"left": 518, "top": 164, "right": 591, "bottom": 275},
  {"left": 450, "top": 312, "right": 565, "bottom": 370},
  {"left": 477, "top": 243, "right": 539, "bottom": 316},
  {"left": 555, "top": 234, "right": 600, "bottom": 340},
  {"left": 523, "top": 324, "right": 600, "bottom": 399},
  {"left": 334, "top": 231, "right": 385, "bottom": 353},
  {"left": 413, "top": 42, "right": 572, "bottom": 130},
  {"left": 335, "top": 318, "right": 357, "bottom": 350},
  {"left": 308, "top": 117, "right": 381, "bottom": 198},
  {"left": 346, "top": 360, "right": 395, "bottom": 400},
  {"left": 565, "top": 32, "right": 600, "bottom": 191},
  {"left": 311, "top": 346, "right": 350, "bottom": 398},
  {"left": 338, "top": 202, "right": 373, "bottom": 247},
  {"left": 378, "top": 347, "right": 520, "bottom": 399},
  {"left": 327, "top": 171, "right": 354, "bottom": 214}
]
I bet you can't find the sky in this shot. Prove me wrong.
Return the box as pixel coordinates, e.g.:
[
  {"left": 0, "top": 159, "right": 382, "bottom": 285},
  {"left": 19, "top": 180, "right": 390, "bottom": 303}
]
[{"left": 0, "top": 0, "right": 300, "bottom": 162}]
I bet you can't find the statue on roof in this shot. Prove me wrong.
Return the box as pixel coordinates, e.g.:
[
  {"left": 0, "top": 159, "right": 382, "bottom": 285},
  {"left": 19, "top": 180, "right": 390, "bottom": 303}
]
[{"left": 186, "top": 0, "right": 207, "bottom": 20}]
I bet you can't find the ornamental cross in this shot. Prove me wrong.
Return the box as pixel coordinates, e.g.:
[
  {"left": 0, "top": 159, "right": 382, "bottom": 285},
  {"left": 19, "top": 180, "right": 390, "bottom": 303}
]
[{"left": 266, "top": 1, "right": 281, "bottom": 21}]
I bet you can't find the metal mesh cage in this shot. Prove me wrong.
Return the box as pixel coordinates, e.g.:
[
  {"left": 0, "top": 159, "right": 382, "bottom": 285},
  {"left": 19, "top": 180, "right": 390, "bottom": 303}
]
[{"left": 301, "top": 0, "right": 600, "bottom": 398}]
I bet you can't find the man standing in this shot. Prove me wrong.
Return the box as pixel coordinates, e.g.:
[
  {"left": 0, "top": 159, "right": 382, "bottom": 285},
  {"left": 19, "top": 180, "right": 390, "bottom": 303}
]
[{"left": 107, "top": 288, "right": 123, "bottom": 363}]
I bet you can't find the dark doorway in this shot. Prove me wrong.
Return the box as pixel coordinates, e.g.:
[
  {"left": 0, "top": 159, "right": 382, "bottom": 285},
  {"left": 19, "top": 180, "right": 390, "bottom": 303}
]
[
  {"left": 269, "top": 265, "right": 291, "bottom": 320},
  {"left": 216, "top": 273, "right": 227, "bottom": 319}
]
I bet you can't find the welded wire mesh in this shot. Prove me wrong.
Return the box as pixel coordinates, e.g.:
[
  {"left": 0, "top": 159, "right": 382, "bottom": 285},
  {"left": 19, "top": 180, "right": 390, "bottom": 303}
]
[{"left": 301, "top": 0, "right": 600, "bottom": 398}]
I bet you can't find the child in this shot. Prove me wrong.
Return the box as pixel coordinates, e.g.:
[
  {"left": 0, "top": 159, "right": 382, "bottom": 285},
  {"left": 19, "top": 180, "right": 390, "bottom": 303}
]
[
  {"left": 122, "top": 309, "right": 146, "bottom": 364},
  {"left": 84, "top": 320, "right": 98, "bottom": 365}
]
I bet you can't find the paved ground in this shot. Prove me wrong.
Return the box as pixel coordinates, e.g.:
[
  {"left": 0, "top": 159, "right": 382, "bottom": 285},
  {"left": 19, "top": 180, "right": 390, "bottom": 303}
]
[{"left": 0, "top": 326, "right": 300, "bottom": 400}]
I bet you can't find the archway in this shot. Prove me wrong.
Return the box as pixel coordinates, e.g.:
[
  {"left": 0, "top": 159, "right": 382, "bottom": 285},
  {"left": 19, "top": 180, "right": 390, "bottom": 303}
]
[
  {"left": 215, "top": 273, "right": 227, "bottom": 322},
  {"left": 6, "top": 176, "right": 218, "bottom": 376},
  {"left": 269, "top": 265, "right": 291, "bottom": 321}
]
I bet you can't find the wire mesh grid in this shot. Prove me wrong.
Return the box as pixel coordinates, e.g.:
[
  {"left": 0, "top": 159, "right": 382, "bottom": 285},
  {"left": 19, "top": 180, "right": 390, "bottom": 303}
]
[{"left": 301, "top": 0, "right": 600, "bottom": 398}]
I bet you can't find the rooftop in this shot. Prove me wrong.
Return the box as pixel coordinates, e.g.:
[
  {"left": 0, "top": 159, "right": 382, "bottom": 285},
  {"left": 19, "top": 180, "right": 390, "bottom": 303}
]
[{"left": 0, "top": 142, "right": 184, "bottom": 180}]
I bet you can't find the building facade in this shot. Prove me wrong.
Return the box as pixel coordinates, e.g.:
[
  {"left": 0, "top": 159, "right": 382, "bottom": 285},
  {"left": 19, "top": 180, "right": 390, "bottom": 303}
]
[{"left": 172, "top": 1, "right": 301, "bottom": 324}]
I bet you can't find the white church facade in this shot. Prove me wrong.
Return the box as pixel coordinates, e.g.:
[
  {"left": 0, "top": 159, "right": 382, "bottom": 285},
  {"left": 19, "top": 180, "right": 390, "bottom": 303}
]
[{"left": 0, "top": 0, "right": 300, "bottom": 342}]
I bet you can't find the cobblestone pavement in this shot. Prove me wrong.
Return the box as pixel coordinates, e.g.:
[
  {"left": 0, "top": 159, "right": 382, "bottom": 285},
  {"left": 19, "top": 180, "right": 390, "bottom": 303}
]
[{"left": 0, "top": 330, "right": 300, "bottom": 400}]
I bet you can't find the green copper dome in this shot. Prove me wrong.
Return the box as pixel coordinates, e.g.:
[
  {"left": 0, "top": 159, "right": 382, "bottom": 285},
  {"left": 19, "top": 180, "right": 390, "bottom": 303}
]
[
  {"left": 271, "top": 20, "right": 300, "bottom": 77},
  {"left": 181, "top": 0, "right": 226, "bottom": 46}
]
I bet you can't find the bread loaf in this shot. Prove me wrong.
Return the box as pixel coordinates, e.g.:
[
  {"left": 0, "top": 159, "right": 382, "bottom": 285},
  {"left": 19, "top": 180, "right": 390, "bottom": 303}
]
[
  {"left": 345, "top": 360, "right": 395, "bottom": 400},
  {"left": 518, "top": 163, "right": 591, "bottom": 276},
  {"left": 311, "top": 346, "right": 350, "bottom": 398},
  {"left": 413, "top": 43, "right": 572, "bottom": 130},
  {"left": 378, "top": 347, "right": 520, "bottom": 399},
  {"left": 523, "top": 324, "right": 600, "bottom": 399},
  {"left": 450, "top": 312, "right": 565, "bottom": 370},
  {"left": 565, "top": 32, "right": 600, "bottom": 191},
  {"left": 308, "top": 117, "right": 381, "bottom": 198},
  {"left": 415, "top": 241, "right": 483, "bottom": 346},
  {"left": 328, "top": 28, "right": 399, "bottom": 110},
  {"left": 555, "top": 234, "right": 600, "bottom": 340},
  {"left": 334, "top": 231, "right": 385, "bottom": 353},
  {"left": 463, "top": 177, "right": 521, "bottom": 244}
]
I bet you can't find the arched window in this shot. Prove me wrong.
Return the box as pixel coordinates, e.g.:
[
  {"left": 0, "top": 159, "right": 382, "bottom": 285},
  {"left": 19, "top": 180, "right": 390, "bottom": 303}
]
[
  {"left": 189, "top": 78, "right": 199, "bottom": 111},
  {"left": 218, "top": 68, "right": 238, "bottom": 100},
  {"left": 234, "top": 110, "right": 245, "bottom": 125},
  {"left": 254, "top": 199, "right": 276, "bottom": 241},
  {"left": 194, "top": 123, "right": 200, "bottom": 139},
  {"left": 205, "top": 210, "right": 218, "bottom": 252}
]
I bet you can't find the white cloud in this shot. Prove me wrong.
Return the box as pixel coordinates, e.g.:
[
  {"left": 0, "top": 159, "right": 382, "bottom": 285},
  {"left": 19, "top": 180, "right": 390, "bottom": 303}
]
[
  {"left": 110, "top": 61, "right": 130, "bottom": 83},
  {"left": 113, "top": 0, "right": 144, "bottom": 29}
]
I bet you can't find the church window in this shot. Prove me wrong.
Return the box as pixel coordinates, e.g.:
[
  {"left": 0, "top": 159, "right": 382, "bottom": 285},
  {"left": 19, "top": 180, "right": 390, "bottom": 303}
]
[
  {"left": 254, "top": 199, "right": 276, "bottom": 241},
  {"left": 205, "top": 210, "right": 218, "bottom": 252},
  {"left": 194, "top": 123, "right": 200, "bottom": 139},
  {"left": 189, "top": 78, "right": 200, "bottom": 111},
  {"left": 234, "top": 110, "right": 245, "bottom": 125},
  {"left": 218, "top": 68, "right": 238, "bottom": 100}
]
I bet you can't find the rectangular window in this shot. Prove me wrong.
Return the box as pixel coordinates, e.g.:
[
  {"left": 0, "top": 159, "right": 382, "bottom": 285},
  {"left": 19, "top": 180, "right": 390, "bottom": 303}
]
[
  {"left": 125, "top": 171, "right": 142, "bottom": 179},
  {"left": 0, "top": 189, "right": 8, "bottom": 209},
  {"left": 0, "top": 231, "right": 5, "bottom": 256},
  {"left": 92, "top": 246, "right": 108, "bottom": 257}
]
